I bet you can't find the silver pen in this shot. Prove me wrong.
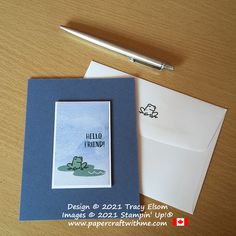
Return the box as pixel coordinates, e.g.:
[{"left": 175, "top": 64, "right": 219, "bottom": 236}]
[{"left": 60, "top": 25, "right": 174, "bottom": 71}]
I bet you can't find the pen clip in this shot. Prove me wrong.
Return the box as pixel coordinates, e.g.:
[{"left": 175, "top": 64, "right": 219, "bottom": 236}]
[{"left": 129, "top": 57, "right": 164, "bottom": 70}]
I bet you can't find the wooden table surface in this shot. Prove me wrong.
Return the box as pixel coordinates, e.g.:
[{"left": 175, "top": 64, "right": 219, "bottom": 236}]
[{"left": 0, "top": 1, "right": 235, "bottom": 235}]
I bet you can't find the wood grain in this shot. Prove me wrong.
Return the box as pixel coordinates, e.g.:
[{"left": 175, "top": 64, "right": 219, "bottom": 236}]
[{"left": 0, "top": 0, "right": 235, "bottom": 235}]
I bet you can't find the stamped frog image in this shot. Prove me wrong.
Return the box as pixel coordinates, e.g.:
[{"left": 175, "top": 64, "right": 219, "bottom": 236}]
[
  {"left": 67, "top": 156, "right": 88, "bottom": 170},
  {"left": 139, "top": 103, "right": 158, "bottom": 118},
  {"left": 57, "top": 155, "right": 105, "bottom": 176}
]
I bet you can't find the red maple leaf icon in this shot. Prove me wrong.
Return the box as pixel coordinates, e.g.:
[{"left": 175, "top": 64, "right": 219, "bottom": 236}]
[
  {"left": 178, "top": 219, "right": 183, "bottom": 224},
  {"left": 173, "top": 218, "right": 188, "bottom": 226}
]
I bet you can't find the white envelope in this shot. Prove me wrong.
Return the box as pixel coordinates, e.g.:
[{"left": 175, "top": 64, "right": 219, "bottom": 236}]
[{"left": 84, "top": 61, "right": 227, "bottom": 214}]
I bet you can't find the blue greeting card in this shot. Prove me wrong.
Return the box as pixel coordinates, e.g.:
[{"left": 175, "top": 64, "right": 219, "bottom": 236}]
[
  {"left": 52, "top": 101, "right": 111, "bottom": 188},
  {"left": 20, "top": 78, "right": 140, "bottom": 221}
]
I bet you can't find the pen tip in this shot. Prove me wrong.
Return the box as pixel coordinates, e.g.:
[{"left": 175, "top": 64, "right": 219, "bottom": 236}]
[
  {"left": 164, "top": 64, "right": 174, "bottom": 71},
  {"left": 60, "top": 25, "right": 68, "bottom": 31}
]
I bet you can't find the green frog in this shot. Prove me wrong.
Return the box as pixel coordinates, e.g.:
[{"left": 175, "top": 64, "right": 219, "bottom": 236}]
[{"left": 67, "top": 156, "right": 88, "bottom": 170}]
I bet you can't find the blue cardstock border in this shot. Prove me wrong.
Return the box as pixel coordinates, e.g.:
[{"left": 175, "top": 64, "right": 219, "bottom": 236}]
[{"left": 19, "top": 78, "right": 140, "bottom": 221}]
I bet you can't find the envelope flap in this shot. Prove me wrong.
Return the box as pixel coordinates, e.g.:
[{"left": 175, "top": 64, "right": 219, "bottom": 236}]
[{"left": 138, "top": 79, "right": 226, "bottom": 151}]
